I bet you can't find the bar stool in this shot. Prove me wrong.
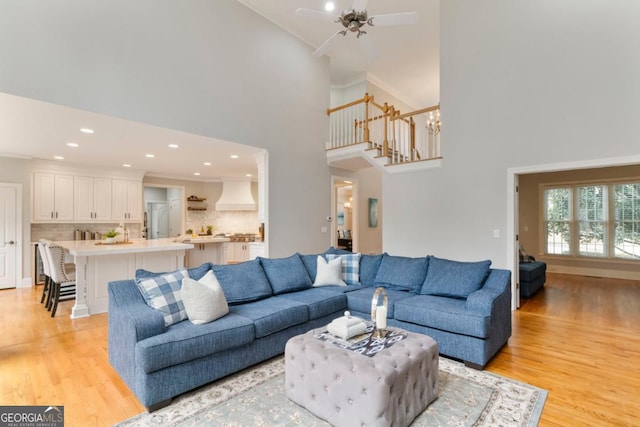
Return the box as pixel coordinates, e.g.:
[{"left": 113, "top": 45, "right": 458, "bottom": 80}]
[
  {"left": 44, "top": 243, "right": 76, "bottom": 317},
  {"left": 37, "top": 240, "right": 52, "bottom": 307}
]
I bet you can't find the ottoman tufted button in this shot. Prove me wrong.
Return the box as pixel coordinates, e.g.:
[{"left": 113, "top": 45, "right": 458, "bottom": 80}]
[
  {"left": 348, "top": 398, "right": 353, "bottom": 404},
  {"left": 324, "top": 385, "right": 329, "bottom": 392}
]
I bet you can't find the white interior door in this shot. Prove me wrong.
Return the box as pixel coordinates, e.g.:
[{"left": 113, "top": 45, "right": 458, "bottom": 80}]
[{"left": 0, "top": 184, "right": 19, "bottom": 289}]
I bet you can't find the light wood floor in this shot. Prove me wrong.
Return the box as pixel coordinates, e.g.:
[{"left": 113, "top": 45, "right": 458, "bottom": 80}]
[{"left": 1, "top": 273, "right": 639, "bottom": 426}]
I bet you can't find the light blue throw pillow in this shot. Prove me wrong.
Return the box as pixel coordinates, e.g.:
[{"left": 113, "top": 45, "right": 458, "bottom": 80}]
[
  {"left": 326, "top": 253, "right": 361, "bottom": 285},
  {"left": 212, "top": 259, "right": 273, "bottom": 304},
  {"left": 259, "top": 254, "right": 312, "bottom": 295},
  {"left": 135, "top": 268, "right": 189, "bottom": 327},
  {"left": 373, "top": 254, "right": 429, "bottom": 293},
  {"left": 420, "top": 256, "right": 492, "bottom": 298}
]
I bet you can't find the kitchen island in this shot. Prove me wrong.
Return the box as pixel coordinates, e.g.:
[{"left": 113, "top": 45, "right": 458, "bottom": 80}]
[{"left": 55, "top": 238, "right": 193, "bottom": 318}]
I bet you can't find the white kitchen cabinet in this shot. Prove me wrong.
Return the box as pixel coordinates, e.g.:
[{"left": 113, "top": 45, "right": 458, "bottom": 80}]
[
  {"left": 74, "top": 176, "right": 112, "bottom": 221},
  {"left": 32, "top": 172, "right": 74, "bottom": 221},
  {"left": 112, "top": 179, "right": 142, "bottom": 221},
  {"left": 249, "top": 243, "right": 265, "bottom": 260},
  {"left": 186, "top": 242, "right": 226, "bottom": 267},
  {"left": 224, "top": 242, "right": 251, "bottom": 264}
]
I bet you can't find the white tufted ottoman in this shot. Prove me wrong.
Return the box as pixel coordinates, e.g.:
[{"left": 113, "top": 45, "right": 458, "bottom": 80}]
[{"left": 284, "top": 328, "right": 439, "bottom": 427}]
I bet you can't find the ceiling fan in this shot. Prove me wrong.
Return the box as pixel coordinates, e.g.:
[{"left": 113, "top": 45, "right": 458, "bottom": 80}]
[{"left": 296, "top": 0, "right": 418, "bottom": 59}]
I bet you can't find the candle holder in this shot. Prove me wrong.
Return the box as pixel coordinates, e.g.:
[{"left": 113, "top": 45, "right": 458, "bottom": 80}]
[{"left": 371, "top": 287, "right": 388, "bottom": 339}]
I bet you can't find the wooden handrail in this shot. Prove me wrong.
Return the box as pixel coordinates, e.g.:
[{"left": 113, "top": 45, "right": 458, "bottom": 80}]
[
  {"left": 392, "top": 104, "right": 440, "bottom": 121},
  {"left": 326, "top": 93, "right": 440, "bottom": 165},
  {"left": 326, "top": 93, "right": 373, "bottom": 115}
]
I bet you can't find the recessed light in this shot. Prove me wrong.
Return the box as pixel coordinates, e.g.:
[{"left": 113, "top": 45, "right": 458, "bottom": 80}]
[
  {"left": 80, "top": 128, "right": 94, "bottom": 134},
  {"left": 54, "top": 156, "right": 64, "bottom": 160},
  {"left": 145, "top": 154, "right": 155, "bottom": 158},
  {"left": 204, "top": 162, "right": 211, "bottom": 166},
  {"left": 246, "top": 173, "right": 252, "bottom": 177},
  {"left": 193, "top": 172, "right": 200, "bottom": 176},
  {"left": 122, "top": 164, "right": 131, "bottom": 168},
  {"left": 168, "top": 144, "right": 179, "bottom": 148},
  {"left": 230, "top": 154, "right": 239, "bottom": 159},
  {"left": 67, "top": 142, "right": 79, "bottom": 147},
  {"left": 325, "top": 2, "right": 335, "bottom": 12}
]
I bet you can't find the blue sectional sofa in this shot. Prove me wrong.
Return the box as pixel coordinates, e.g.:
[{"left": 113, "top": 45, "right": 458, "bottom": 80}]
[{"left": 108, "top": 250, "right": 512, "bottom": 411}]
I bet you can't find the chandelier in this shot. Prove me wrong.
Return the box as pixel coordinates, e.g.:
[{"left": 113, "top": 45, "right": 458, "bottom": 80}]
[{"left": 426, "top": 110, "right": 441, "bottom": 135}]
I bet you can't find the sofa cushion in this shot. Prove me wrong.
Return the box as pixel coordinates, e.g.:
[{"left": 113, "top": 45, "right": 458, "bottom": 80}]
[
  {"left": 229, "top": 297, "right": 309, "bottom": 338},
  {"left": 394, "top": 295, "right": 491, "bottom": 338},
  {"left": 135, "top": 262, "right": 211, "bottom": 281},
  {"left": 373, "top": 255, "right": 429, "bottom": 293},
  {"left": 181, "top": 270, "right": 229, "bottom": 325},
  {"left": 420, "top": 256, "right": 491, "bottom": 298},
  {"left": 135, "top": 269, "right": 189, "bottom": 327},
  {"left": 345, "top": 287, "right": 414, "bottom": 318},
  {"left": 313, "top": 256, "right": 347, "bottom": 287},
  {"left": 326, "top": 253, "right": 361, "bottom": 285},
  {"left": 275, "top": 288, "right": 347, "bottom": 320},
  {"left": 212, "top": 259, "right": 273, "bottom": 305},
  {"left": 259, "top": 254, "right": 312, "bottom": 295},
  {"left": 359, "top": 253, "right": 385, "bottom": 287},
  {"left": 136, "top": 312, "right": 255, "bottom": 374}
]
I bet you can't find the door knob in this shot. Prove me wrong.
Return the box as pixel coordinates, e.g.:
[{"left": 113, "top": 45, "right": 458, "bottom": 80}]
[{"left": 5, "top": 240, "right": 15, "bottom": 245}]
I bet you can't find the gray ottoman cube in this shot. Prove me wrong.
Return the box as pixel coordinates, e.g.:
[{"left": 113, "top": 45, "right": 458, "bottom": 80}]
[{"left": 285, "top": 328, "right": 439, "bottom": 427}]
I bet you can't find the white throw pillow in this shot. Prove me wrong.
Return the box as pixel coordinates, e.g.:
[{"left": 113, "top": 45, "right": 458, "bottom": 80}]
[
  {"left": 181, "top": 270, "right": 229, "bottom": 325},
  {"left": 313, "top": 256, "right": 347, "bottom": 287}
]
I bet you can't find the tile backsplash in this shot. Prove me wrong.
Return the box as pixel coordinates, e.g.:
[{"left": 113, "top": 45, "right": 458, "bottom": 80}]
[
  {"left": 31, "top": 223, "right": 142, "bottom": 242},
  {"left": 186, "top": 210, "right": 260, "bottom": 236}
]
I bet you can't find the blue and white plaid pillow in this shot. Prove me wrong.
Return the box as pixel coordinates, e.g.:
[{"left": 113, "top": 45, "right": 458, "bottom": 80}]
[
  {"left": 135, "top": 269, "right": 189, "bottom": 327},
  {"left": 326, "top": 253, "right": 361, "bottom": 285}
]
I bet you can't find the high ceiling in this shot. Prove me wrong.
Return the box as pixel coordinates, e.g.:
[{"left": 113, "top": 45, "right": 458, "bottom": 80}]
[
  {"left": 0, "top": 0, "right": 439, "bottom": 181},
  {"left": 239, "top": 0, "right": 440, "bottom": 108}
]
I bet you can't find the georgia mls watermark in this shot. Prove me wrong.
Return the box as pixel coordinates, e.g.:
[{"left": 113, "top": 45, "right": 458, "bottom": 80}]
[{"left": 0, "top": 406, "right": 64, "bottom": 427}]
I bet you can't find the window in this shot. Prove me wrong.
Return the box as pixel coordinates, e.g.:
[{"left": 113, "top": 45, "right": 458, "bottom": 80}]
[
  {"left": 543, "top": 181, "right": 640, "bottom": 260},
  {"left": 544, "top": 188, "right": 571, "bottom": 255},
  {"left": 614, "top": 183, "right": 640, "bottom": 259},
  {"left": 577, "top": 185, "right": 606, "bottom": 257}
]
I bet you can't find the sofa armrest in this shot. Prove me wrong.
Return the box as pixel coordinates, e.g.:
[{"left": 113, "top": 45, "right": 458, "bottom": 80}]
[
  {"left": 465, "top": 269, "right": 511, "bottom": 315},
  {"left": 108, "top": 279, "right": 165, "bottom": 341},
  {"left": 108, "top": 279, "right": 166, "bottom": 388}
]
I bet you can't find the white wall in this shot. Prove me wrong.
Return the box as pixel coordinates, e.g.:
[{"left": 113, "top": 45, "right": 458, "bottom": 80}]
[
  {"left": 0, "top": 157, "right": 32, "bottom": 281},
  {"left": 384, "top": 0, "right": 640, "bottom": 267},
  {"left": 0, "top": 0, "right": 331, "bottom": 258}
]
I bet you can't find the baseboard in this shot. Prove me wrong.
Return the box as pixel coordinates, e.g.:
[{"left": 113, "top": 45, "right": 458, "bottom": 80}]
[
  {"left": 546, "top": 265, "right": 639, "bottom": 280},
  {"left": 18, "top": 277, "right": 34, "bottom": 288}
]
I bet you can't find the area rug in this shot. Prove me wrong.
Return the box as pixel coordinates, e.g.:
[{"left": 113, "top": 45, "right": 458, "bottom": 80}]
[{"left": 116, "top": 356, "right": 547, "bottom": 427}]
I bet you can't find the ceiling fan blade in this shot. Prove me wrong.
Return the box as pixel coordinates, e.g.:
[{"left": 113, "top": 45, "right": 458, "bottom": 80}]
[
  {"left": 359, "top": 33, "right": 378, "bottom": 61},
  {"left": 296, "top": 8, "right": 339, "bottom": 20},
  {"left": 369, "top": 11, "right": 418, "bottom": 26},
  {"left": 352, "top": 0, "right": 368, "bottom": 12},
  {"left": 313, "top": 30, "right": 345, "bottom": 57}
]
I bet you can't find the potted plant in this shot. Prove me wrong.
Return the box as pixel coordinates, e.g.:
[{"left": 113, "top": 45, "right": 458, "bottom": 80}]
[
  {"left": 104, "top": 230, "right": 119, "bottom": 243},
  {"left": 206, "top": 225, "right": 213, "bottom": 235},
  {"left": 186, "top": 228, "right": 193, "bottom": 237}
]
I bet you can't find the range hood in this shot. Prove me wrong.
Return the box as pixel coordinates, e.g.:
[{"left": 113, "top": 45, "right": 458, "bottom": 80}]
[{"left": 215, "top": 180, "right": 256, "bottom": 211}]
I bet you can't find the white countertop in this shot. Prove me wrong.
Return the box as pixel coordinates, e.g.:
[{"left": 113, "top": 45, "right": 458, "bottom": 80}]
[
  {"left": 179, "top": 236, "right": 231, "bottom": 243},
  {"left": 54, "top": 238, "right": 194, "bottom": 256}
]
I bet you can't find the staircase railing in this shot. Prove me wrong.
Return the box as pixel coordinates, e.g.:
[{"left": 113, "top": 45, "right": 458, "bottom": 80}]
[{"left": 326, "top": 93, "right": 441, "bottom": 165}]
